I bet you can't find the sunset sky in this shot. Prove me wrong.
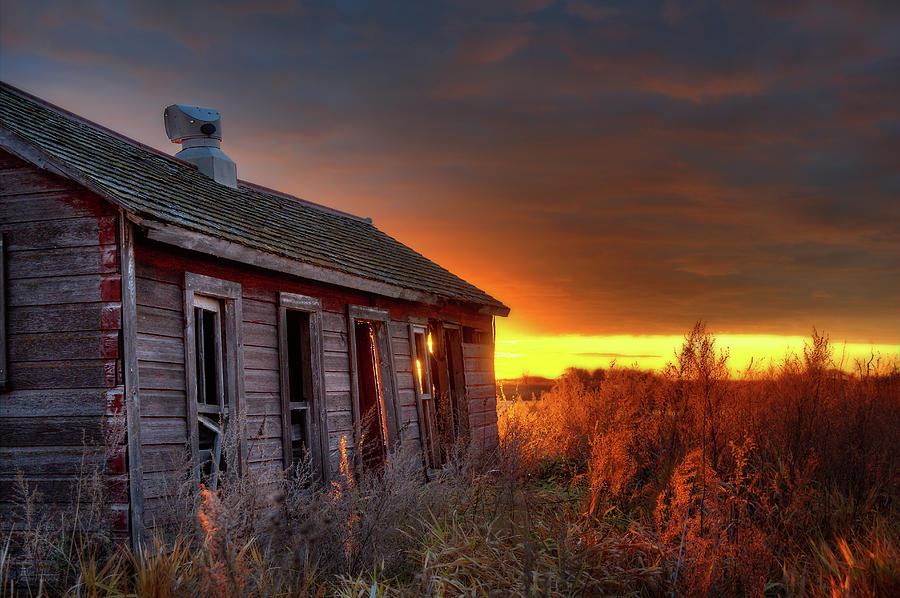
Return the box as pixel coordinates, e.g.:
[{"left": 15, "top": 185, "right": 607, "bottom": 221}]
[{"left": 2, "top": 1, "right": 897, "bottom": 377}]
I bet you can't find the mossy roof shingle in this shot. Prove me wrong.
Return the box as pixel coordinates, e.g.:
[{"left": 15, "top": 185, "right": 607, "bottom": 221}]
[{"left": 0, "top": 83, "right": 506, "bottom": 311}]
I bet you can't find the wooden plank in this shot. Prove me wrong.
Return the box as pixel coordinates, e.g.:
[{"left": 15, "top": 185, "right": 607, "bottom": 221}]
[
  {"left": 0, "top": 477, "right": 79, "bottom": 502},
  {"left": 142, "top": 472, "right": 187, "bottom": 500},
  {"left": 2, "top": 217, "right": 106, "bottom": 250},
  {"left": 0, "top": 190, "right": 107, "bottom": 223},
  {"left": 136, "top": 276, "right": 182, "bottom": 311},
  {"left": 0, "top": 388, "right": 108, "bottom": 418},
  {"left": 140, "top": 417, "right": 188, "bottom": 446},
  {"left": 322, "top": 331, "right": 348, "bottom": 353},
  {"left": 324, "top": 370, "right": 351, "bottom": 393},
  {"left": 246, "top": 438, "right": 282, "bottom": 463},
  {"left": 245, "top": 368, "right": 280, "bottom": 393},
  {"left": 393, "top": 354, "right": 412, "bottom": 374},
  {"left": 321, "top": 311, "right": 345, "bottom": 333},
  {"left": 242, "top": 287, "right": 276, "bottom": 303},
  {"left": 326, "top": 411, "right": 353, "bottom": 434},
  {"left": 245, "top": 391, "right": 282, "bottom": 417},
  {"left": 323, "top": 351, "right": 349, "bottom": 373},
  {"left": 243, "top": 321, "right": 278, "bottom": 348},
  {"left": 466, "top": 384, "right": 496, "bottom": 400},
  {"left": 135, "top": 333, "right": 184, "bottom": 364},
  {"left": 6, "top": 302, "right": 111, "bottom": 334},
  {"left": 134, "top": 260, "right": 181, "bottom": 285},
  {"left": 7, "top": 274, "right": 105, "bottom": 306},
  {"left": 464, "top": 371, "right": 495, "bottom": 387},
  {"left": 0, "top": 447, "right": 103, "bottom": 476},
  {"left": 138, "top": 361, "right": 185, "bottom": 391},
  {"left": 325, "top": 390, "right": 352, "bottom": 412},
  {"left": 246, "top": 415, "right": 282, "bottom": 440},
  {"left": 391, "top": 337, "right": 411, "bottom": 357},
  {"left": 8, "top": 359, "right": 116, "bottom": 389},
  {"left": 138, "top": 389, "right": 186, "bottom": 418},
  {"left": 464, "top": 357, "right": 494, "bottom": 372},
  {"left": 0, "top": 416, "right": 104, "bottom": 447},
  {"left": 8, "top": 330, "right": 117, "bottom": 362},
  {"left": 469, "top": 410, "right": 498, "bottom": 428},
  {"left": 242, "top": 298, "right": 276, "bottom": 324},
  {"left": 400, "top": 404, "right": 419, "bottom": 424},
  {"left": 6, "top": 245, "right": 116, "bottom": 279},
  {"left": 395, "top": 371, "right": 414, "bottom": 390},
  {"left": 136, "top": 304, "right": 182, "bottom": 338},
  {"left": 0, "top": 151, "right": 28, "bottom": 168},
  {"left": 0, "top": 167, "right": 72, "bottom": 196},
  {"left": 462, "top": 343, "right": 494, "bottom": 359},
  {"left": 397, "top": 388, "right": 416, "bottom": 408},
  {"left": 468, "top": 397, "right": 497, "bottom": 414},
  {"left": 142, "top": 444, "right": 191, "bottom": 474},
  {"left": 389, "top": 321, "right": 409, "bottom": 340},
  {"left": 243, "top": 345, "right": 279, "bottom": 371}
]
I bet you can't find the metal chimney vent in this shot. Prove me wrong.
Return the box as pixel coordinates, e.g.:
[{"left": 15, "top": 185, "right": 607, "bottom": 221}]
[{"left": 164, "top": 104, "right": 237, "bottom": 188}]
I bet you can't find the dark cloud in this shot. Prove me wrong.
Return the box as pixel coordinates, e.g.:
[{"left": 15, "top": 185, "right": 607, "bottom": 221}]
[{"left": 1, "top": 0, "right": 897, "bottom": 343}]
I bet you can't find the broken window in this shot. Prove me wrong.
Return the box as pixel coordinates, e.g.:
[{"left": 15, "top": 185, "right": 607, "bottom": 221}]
[
  {"left": 193, "top": 295, "right": 227, "bottom": 487},
  {"left": 184, "top": 273, "right": 243, "bottom": 490},
  {"left": 348, "top": 306, "right": 400, "bottom": 471},
  {"left": 423, "top": 322, "right": 469, "bottom": 468},
  {"left": 278, "top": 292, "right": 327, "bottom": 478}
]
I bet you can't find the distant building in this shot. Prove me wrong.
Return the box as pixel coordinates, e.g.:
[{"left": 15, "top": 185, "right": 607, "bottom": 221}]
[{"left": 0, "top": 82, "right": 508, "bottom": 544}]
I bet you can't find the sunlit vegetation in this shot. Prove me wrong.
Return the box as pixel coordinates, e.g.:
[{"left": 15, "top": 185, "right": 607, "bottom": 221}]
[{"left": 3, "top": 324, "right": 897, "bottom": 596}]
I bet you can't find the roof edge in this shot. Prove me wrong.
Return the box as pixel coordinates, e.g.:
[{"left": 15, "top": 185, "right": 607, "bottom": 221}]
[
  {"left": 239, "top": 180, "right": 370, "bottom": 223},
  {"left": 0, "top": 123, "right": 511, "bottom": 315},
  {"left": 130, "top": 214, "right": 443, "bottom": 304}
]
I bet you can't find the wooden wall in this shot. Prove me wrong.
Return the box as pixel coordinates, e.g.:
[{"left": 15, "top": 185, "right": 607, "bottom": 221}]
[
  {"left": 463, "top": 341, "right": 499, "bottom": 452},
  {"left": 0, "top": 150, "right": 128, "bottom": 538},
  {"left": 0, "top": 149, "right": 501, "bottom": 543},
  {"left": 131, "top": 235, "right": 498, "bottom": 509}
]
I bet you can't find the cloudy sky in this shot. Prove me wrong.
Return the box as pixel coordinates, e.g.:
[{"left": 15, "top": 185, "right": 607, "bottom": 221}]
[{"left": 2, "top": 0, "right": 897, "bottom": 375}]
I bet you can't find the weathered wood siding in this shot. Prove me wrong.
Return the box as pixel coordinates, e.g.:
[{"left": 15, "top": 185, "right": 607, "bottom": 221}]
[
  {"left": 463, "top": 339, "right": 499, "bottom": 451},
  {"left": 131, "top": 236, "right": 498, "bottom": 494},
  {"left": 390, "top": 320, "right": 420, "bottom": 451},
  {"left": 0, "top": 150, "right": 127, "bottom": 537}
]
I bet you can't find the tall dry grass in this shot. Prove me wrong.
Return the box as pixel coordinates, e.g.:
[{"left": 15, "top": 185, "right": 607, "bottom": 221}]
[
  {"left": 3, "top": 322, "right": 897, "bottom": 596},
  {"left": 501, "top": 322, "right": 899, "bottom": 596}
]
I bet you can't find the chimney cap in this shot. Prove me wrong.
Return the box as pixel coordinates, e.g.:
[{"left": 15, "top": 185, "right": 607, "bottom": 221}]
[{"left": 164, "top": 104, "right": 222, "bottom": 143}]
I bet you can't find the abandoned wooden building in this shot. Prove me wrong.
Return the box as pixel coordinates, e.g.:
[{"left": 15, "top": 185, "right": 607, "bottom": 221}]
[{"left": 0, "top": 82, "right": 508, "bottom": 543}]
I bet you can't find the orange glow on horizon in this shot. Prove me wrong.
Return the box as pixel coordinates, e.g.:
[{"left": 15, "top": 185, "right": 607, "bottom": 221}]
[{"left": 494, "top": 323, "right": 899, "bottom": 379}]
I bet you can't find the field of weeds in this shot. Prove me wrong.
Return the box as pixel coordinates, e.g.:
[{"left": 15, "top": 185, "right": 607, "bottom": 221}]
[{"left": 2, "top": 323, "right": 898, "bottom": 597}]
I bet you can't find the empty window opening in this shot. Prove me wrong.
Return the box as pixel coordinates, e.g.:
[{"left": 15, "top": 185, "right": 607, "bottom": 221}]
[
  {"left": 355, "top": 320, "right": 388, "bottom": 469},
  {"left": 426, "top": 324, "right": 468, "bottom": 466},
  {"left": 285, "top": 309, "right": 313, "bottom": 464},
  {"left": 193, "top": 295, "right": 228, "bottom": 488}
]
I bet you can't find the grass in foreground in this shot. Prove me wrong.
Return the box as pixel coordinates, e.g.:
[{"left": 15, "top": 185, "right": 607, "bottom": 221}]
[{"left": 3, "top": 324, "right": 898, "bottom": 596}]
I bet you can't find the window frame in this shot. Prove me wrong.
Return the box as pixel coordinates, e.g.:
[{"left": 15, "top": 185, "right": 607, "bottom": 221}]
[
  {"left": 183, "top": 272, "right": 244, "bottom": 486},
  {"left": 347, "top": 305, "right": 401, "bottom": 461},
  {"left": 408, "top": 318, "right": 437, "bottom": 469},
  {"left": 277, "top": 291, "right": 329, "bottom": 480}
]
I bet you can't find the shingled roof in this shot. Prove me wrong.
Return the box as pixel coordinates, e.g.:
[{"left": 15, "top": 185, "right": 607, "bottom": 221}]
[{"left": 0, "top": 82, "right": 507, "bottom": 314}]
